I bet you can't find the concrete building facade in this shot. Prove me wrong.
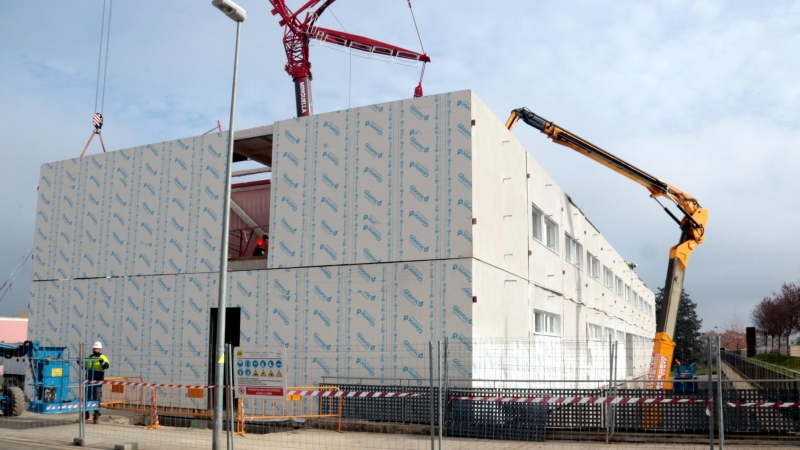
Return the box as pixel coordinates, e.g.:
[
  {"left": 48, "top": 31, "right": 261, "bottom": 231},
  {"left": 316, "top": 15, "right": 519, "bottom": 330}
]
[{"left": 28, "top": 91, "right": 655, "bottom": 398}]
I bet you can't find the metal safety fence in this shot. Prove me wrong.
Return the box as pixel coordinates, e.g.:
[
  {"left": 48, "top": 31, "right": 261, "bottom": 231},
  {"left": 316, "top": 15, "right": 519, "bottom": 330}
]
[
  {"left": 721, "top": 349, "right": 800, "bottom": 388},
  {"left": 2, "top": 337, "right": 800, "bottom": 449}
]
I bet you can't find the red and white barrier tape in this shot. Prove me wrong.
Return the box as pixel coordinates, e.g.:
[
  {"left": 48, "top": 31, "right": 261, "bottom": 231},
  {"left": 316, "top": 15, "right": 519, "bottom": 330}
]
[
  {"left": 46, "top": 402, "right": 98, "bottom": 411},
  {"left": 83, "top": 381, "right": 423, "bottom": 399},
  {"left": 287, "top": 390, "right": 424, "bottom": 398},
  {"left": 450, "top": 395, "right": 707, "bottom": 405},
  {"left": 84, "top": 380, "right": 216, "bottom": 389},
  {"left": 451, "top": 395, "right": 800, "bottom": 409},
  {"left": 452, "top": 395, "right": 713, "bottom": 416},
  {"left": 726, "top": 402, "right": 800, "bottom": 408}
]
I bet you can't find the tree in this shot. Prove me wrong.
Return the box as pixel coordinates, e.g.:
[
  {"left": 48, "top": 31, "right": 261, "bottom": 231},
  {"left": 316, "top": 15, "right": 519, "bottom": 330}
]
[
  {"left": 751, "top": 282, "right": 800, "bottom": 354},
  {"left": 11, "top": 309, "right": 27, "bottom": 318},
  {"left": 721, "top": 310, "right": 746, "bottom": 352},
  {"left": 654, "top": 288, "right": 704, "bottom": 365},
  {"left": 751, "top": 297, "right": 775, "bottom": 350}
]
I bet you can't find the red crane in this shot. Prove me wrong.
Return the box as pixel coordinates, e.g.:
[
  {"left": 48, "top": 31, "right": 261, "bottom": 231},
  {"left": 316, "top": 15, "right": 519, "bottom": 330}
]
[{"left": 268, "top": 0, "right": 430, "bottom": 117}]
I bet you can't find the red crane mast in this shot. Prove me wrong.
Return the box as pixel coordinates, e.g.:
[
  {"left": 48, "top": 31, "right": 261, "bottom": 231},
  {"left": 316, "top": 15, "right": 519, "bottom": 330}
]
[{"left": 268, "top": 0, "right": 430, "bottom": 117}]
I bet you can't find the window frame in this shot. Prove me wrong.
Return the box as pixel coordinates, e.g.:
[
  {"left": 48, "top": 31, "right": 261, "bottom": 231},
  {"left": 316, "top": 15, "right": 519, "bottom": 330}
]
[
  {"left": 615, "top": 276, "right": 623, "bottom": 296},
  {"left": 603, "top": 266, "right": 614, "bottom": 289},
  {"left": 531, "top": 203, "right": 559, "bottom": 254},
  {"left": 587, "top": 252, "right": 600, "bottom": 278},
  {"left": 574, "top": 240, "right": 583, "bottom": 269},
  {"left": 533, "top": 309, "right": 562, "bottom": 336},
  {"left": 604, "top": 327, "right": 615, "bottom": 343},
  {"left": 531, "top": 204, "right": 543, "bottom": 242},
  {"left": 564, "top": 233, "right": 583, "bottom": 269},
  {"left": 588, "top": 323, "right": 603, "bottom": 341},
  {"left": 544, "top": 216, "right": 559, "bottom": 253}
]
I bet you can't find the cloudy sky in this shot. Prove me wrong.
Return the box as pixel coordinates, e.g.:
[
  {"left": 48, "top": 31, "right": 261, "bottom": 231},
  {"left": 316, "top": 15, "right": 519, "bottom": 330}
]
[{"left": 1, "top": 0, "right": 798, "bottom": 332}]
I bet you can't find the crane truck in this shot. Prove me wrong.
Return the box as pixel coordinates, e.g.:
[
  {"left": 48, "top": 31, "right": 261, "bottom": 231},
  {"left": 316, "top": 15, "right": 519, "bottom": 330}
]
[{"left": 506, "top": 107, "right": 708, "bottom": 387}]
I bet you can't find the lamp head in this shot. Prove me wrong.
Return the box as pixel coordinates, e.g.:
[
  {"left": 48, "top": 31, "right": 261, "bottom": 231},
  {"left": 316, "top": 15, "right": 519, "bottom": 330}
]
[{"left": 212, "top": 0, "right": 246, "bottom": 22}]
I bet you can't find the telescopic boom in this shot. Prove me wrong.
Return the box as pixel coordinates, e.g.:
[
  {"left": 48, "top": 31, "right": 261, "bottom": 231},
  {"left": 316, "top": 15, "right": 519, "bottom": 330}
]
[{"left": 507, "top": 107, "right": 708, "bottom": 387}]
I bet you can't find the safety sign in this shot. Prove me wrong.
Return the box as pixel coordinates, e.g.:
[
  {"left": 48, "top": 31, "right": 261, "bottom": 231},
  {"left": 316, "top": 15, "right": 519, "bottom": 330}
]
[{"left": 233, "top": 347, "right": 288, "bottom": 399}]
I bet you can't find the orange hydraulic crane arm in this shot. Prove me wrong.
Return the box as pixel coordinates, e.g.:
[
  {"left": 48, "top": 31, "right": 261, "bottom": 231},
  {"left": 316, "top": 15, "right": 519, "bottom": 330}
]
[
  {"left": 506, "top": 107, "right": 708, "bottom": 389},
  {"left": 506, "top": 108, "right": 706, "bottom": 266}
]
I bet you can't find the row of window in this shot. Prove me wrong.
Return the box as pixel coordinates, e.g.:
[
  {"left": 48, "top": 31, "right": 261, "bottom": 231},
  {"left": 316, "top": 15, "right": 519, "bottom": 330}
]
[
  {"left": 531, "top": 203, "right": 653, "bottom": 317},
  {"left": 535, "top": 311, "right": 651, "bottom": 343}
]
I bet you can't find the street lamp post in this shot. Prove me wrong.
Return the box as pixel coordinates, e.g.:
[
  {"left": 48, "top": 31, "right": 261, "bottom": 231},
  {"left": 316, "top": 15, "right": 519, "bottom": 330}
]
[{"left": 210, "top": 1, "right": 245, "bottom": 449}]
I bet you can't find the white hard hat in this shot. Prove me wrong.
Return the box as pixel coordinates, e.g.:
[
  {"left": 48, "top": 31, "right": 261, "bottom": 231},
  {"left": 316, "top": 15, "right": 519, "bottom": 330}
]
[{"left": 93, "top": 341, "right": 103, "bottom": 349}]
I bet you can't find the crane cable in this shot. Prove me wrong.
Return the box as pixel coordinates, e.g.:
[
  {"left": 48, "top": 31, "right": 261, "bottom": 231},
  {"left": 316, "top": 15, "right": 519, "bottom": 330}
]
[
  {"left": 407, "top": 0, "right": 427, "bottom": 97},
  {"left": 81, "top": 0, "right": 113, "bottom": 157},
  {"left": 0, "top": 249, "right": 32, "bottom": 304},
  {"left": 327, "top": 7, "right": 352, "bottom": 109}
]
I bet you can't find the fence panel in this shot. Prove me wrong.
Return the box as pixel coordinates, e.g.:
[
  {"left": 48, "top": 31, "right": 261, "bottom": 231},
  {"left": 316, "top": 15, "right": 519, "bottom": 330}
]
[
  {"left": 6, "top": 338, "right": 800, "bottom": 449},
  {"left": 723, "top": 381, "right": 800, "bottom": 435}
]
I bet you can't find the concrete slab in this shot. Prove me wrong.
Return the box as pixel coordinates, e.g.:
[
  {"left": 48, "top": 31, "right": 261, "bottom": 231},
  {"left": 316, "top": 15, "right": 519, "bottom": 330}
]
[
  {"left": 114, "top": 442, "right": 146, "bottom": 450},
  {"left": 73, "top": 436, "right": 103, "bottom": 446}
]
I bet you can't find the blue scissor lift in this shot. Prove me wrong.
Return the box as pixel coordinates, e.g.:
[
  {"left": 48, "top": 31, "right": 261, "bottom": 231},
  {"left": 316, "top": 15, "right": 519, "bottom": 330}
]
[{"left": 1, "top": 341, "right": 99, "bottom": 416}]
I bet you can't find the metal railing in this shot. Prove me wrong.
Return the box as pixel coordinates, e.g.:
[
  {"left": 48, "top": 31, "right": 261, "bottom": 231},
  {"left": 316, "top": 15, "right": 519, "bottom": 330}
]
[{"left": 721, "top": 351, "right": 800, "bottom": 388}]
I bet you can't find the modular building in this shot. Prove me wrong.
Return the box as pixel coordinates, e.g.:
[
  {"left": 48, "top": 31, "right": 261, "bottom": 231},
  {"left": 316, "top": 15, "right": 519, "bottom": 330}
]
[{"left": 27, "top": 90, "right": 655, "bottom": 397}]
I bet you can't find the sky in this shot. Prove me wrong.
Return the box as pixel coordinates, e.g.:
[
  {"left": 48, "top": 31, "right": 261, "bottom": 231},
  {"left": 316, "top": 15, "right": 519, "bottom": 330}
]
[{"left": 1, "top": 0, "right": 799, "bottom": 332}]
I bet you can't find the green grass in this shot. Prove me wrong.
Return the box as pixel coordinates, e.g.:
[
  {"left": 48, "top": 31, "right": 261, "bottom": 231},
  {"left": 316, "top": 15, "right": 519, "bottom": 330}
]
[
  {"left": 752, "top": 353, "right": 800, "bottom": 373},
  {"left": 694, "top": 367, "right": 716, "bottom": 376}
]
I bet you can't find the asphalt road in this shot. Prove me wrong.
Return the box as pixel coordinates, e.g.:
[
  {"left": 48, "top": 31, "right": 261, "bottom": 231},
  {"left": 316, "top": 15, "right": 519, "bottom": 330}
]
[{"left": 0, "top": 438, "right": 81, "bottom": 450}]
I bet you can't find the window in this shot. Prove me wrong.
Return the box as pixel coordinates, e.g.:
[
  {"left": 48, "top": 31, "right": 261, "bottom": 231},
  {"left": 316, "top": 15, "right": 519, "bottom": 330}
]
[
  {"left": 534, "top": 310, "right": 561, "bottom": 335},
  {"left": 588, "top": 323, "right": 602, "bottom": 341},
  {"left": 617, "top": 330, "right": 625, "bottom": 343},
  {"left": 603, "top": 266, "right": 613, "bottom": 289},
  {"left": 564, "top": 234, "right": 583, "bottom": 268},
  {"left": 531, "top": 204, "right": 543, "bottom": 242},
  {"left": 615, "top": 276, "right": 623, "bottom": 295},
  {"left": 545, "top": 217, "right": 558, "bottom": 252},
  {"left": 532, "top": 203, "right": 558, "bottom": 252},
  {"left": 565, "top": 234, "right": 574, "bottom": 263},
  {"left": 587, "top": 252, "right": 600, "bottom": 278},
  {"left": 624, "top": 284, "right": 631, "bottom": 302},
  {"left": 605, "top": 327, "right": 614, "bottom": 343}
]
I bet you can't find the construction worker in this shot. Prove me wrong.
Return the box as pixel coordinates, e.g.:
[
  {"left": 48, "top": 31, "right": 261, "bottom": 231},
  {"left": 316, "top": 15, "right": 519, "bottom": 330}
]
[
  {"left": 253, "top": 234, "right": 267, "bottom": 256},
  {"left": 85, "top": 341, "right": 109, "bottom": 422}
]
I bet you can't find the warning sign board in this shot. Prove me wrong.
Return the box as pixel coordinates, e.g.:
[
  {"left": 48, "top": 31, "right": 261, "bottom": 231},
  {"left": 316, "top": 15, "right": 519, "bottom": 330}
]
[{"left": 233, "top": 347, "right": 288, "bottom": 399}]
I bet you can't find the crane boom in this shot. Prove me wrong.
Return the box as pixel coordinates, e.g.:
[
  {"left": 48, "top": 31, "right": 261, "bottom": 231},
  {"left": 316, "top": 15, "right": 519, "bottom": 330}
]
[
  {"left": 507, "top": 107, "right": 708, "bottom": 389},
  {"left": 269, "top": 0, "right": 430, "bottom": 117}
]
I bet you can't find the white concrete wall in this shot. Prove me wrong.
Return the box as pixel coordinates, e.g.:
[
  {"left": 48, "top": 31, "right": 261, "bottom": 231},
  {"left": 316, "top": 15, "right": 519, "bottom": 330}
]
[
  {"left": 524, "top": 149, "right": 656, "bottom": 341},
  {"left": 470, "top": 94, "right": 529, "bottom": 280}
]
